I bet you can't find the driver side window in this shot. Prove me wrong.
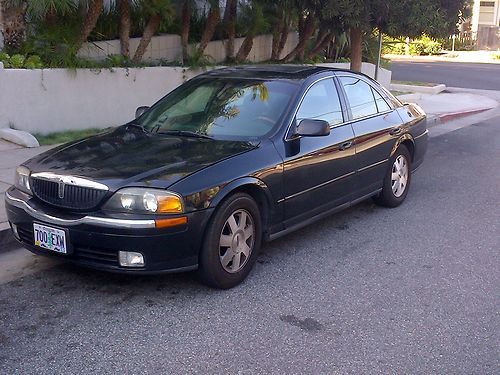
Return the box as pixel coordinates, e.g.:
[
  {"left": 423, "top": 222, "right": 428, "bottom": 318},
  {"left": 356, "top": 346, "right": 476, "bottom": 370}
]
[{"left": 297, "top": 79, "right": 343, "bottom": 126}]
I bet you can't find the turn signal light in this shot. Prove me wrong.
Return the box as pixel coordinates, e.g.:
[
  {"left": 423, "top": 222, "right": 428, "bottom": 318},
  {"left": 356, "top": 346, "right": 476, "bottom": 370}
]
[
  {"left": 158, "top": 195, "right": 183, "bottom": 213},
  {"left": 155, "top": 216, "right": 188, "bottom": 228}
]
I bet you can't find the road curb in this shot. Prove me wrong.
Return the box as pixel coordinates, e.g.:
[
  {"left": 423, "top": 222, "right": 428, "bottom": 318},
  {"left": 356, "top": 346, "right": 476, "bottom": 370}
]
[
  {"left": 0, "top": 225, "right": 18, "bottom": 254},
  {"left": 427, "top": 107, "right": 492, "bottom": 128}
]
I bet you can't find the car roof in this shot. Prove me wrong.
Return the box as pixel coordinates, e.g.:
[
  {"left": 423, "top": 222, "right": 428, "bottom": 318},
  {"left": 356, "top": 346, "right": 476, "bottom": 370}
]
[{"left": 199, "top": 65, "right": 353, "bottom": 80}]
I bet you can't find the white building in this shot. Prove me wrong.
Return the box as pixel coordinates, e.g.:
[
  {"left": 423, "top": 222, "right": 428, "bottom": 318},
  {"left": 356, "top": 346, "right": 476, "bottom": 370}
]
[{"left": 471, "top": 0, "right": 500, "bottom": 49}]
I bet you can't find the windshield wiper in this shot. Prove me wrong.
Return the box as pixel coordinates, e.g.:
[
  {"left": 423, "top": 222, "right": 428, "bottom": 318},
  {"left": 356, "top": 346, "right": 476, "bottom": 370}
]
[{"left": 155, "top": 130, "right": 214, "bottom": 140}]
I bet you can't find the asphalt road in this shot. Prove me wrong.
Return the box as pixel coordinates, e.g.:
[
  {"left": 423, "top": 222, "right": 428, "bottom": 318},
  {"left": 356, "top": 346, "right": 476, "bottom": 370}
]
[
  {"left": 1, "top": 117, "right": 499, "bottom": 374},
  {"left": 391, "top": 61, "right": 500, "bottom": 90}
]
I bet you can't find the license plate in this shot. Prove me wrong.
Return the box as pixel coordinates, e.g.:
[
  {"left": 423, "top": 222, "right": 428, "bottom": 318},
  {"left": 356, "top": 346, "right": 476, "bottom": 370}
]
[{"left": 33, "top": 223, "right": 67, "bottom": 254}]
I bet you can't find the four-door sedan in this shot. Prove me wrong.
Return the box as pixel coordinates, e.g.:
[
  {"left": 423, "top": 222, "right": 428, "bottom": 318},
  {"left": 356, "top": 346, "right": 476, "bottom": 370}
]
[{"left": 5, "top": 65, "right": 427, "bottom": 289}]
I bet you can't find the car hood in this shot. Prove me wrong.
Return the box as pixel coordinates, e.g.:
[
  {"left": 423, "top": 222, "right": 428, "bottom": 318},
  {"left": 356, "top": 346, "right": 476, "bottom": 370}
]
[{"left": 25, "top": 126, "right": 257, "bottom": 189}]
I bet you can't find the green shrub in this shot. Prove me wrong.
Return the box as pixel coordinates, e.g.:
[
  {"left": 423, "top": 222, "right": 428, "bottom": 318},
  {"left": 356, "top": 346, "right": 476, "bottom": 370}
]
[
  {"left": 0, "top": 52, "right": 11, "bottom": 67},
  {"left": 412, "top": 36, "right": 442, "bottom": 56},
  {"left": 24, "top": 55, "right": 44, "bottom": 69},
  {"left": 493, "top": 53, "right": 500, "bottom": 60},
  {"left": 383, "top": 35, "right": 443, "bottom": 56},
  {"left": 9, "top": 54, "right": 26, "bottom": 68}
]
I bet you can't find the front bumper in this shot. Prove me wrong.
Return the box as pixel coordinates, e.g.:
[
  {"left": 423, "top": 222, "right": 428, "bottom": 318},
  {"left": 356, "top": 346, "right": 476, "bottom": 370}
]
[{"left": 5, "top": 187, "right": 213, "bottom": 274}]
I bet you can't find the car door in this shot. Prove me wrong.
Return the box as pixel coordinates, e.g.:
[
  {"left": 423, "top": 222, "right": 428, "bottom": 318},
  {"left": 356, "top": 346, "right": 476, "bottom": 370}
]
[
  {"left": 337, "top": 75, "right": 404, "bottom": 198},
  {"left": 281, "top": 77, "right": 356, "bottom": 227}
]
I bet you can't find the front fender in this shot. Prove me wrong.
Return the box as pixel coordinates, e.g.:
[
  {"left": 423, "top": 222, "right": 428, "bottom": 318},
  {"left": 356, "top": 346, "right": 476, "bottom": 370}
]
[
  {"left": 183, "top": 176, "right": 275, "bottom": 213},
  {"left": 209, "top": 177, "right": 273, "bottom": 208}
]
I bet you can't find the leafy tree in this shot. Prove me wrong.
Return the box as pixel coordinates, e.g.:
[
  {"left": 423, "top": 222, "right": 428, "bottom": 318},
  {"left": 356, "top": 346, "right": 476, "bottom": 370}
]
[{"left": 329, "top": 0, "right": 470, "bottom": 72}]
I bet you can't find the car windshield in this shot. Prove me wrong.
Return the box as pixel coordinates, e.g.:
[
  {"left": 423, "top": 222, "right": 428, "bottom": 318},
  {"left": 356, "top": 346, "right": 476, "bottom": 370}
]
[{"left": 136, "top": 78, "right": 297, "bottom": 141}]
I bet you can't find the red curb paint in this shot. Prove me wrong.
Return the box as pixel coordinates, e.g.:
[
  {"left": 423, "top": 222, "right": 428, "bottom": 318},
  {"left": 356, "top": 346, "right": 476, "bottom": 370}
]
[{"left": 439, "top": 108, "right": 491, "bottom": 123}]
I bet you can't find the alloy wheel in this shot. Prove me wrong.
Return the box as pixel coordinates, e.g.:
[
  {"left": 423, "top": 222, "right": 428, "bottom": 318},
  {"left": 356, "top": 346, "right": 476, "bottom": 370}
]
[
  {"left": 391, "top": 155, "right": 409, "bottom": 198},
  {"left": 219, "top": 209, "right": 255, "bottom": 273}
]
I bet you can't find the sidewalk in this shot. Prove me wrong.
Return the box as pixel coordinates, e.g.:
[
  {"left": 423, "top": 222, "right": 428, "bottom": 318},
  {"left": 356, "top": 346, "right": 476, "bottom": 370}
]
[
  {"left": 386, "top": 50, "right": 500, "bottom": 64},
  {"left": 0, "top": 140, "right": 54, "bottom": 250},
  {"left": 397, "top": 89, "right": 499, "bottom": 124}
]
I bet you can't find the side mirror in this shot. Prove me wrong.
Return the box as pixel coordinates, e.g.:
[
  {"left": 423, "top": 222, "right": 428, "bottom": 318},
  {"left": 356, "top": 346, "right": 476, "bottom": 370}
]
[
  {"left": 296, "top": 119, "right": 330, "bottom": 137},
  {"left": 135, "top": 106, "right": 150, "bottom": 119}
]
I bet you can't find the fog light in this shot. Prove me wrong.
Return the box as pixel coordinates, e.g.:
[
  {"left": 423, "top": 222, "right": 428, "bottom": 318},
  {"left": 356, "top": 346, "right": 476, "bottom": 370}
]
[
  {"left": 10, "top": 223, "right": 20, "bottom": 240},
  {"left": 119, "top": 251, "right": 144, "bottom": 267}
]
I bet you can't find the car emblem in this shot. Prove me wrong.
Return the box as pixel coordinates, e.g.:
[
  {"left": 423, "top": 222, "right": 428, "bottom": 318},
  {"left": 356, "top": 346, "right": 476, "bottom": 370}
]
[{"left": 58, "top": 180, "right": 65, "bottom": 199}]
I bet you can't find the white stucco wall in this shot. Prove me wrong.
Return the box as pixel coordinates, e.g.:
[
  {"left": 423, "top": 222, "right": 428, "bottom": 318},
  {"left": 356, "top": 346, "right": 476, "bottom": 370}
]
[
  {"left": 0, "top": 63, "right": 391, "bottom": 135},
  {"left": 0, "top": 66, "right": 212, "bottom": 134}
]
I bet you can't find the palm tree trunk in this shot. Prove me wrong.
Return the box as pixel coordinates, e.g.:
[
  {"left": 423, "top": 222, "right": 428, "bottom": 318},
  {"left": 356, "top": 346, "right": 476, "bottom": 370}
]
[
  {"left": 133, "top": 14, "right": 161, "bottom": 62},
  {"left": 271, "top": 14, "right": 285, "bottom": 61},
  {"left": 282, "top": 13, "right": 315, "bottom": 63},
  {"left": 276, "top": 19, "right": 289, "bottom": 59},
  {"left": 235, "top": 32, "right": 254, "bottom": 62},
  {"left": 223, "top": 0, "right": 237, "bottom": 61},
  {"left": 118, "top": 0, "right": 131, "bottom": 57},
  {"left": 198, "top": 3, "right": 220, "bottom": 54},
  {"left": 77, "top": 0, "right": 103, "bottom": 48},
  {"left": 181, "top": 0, "right": 191, "bottom": 62},
  {"left": 307, "top": 26, "right": 331, "bottom": 59},
  {"left": 350, "top": 27, "right": 363, "bottom": 72},
  {"left": 1, "top": 2, "right": 27, "bottom": 51}
]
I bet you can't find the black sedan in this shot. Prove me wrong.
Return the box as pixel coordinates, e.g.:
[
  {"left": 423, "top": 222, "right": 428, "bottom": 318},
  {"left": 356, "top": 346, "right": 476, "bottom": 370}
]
[{"left": 5, "top": 65, "right": 428, "bottom": 289}]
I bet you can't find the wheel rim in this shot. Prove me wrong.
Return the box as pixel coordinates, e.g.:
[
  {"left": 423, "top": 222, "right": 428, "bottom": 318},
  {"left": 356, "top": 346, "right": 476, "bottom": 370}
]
[
  {"left": 219, "top": 209, "right": 255, "bottom": 273},
  {"left": 391, "top": 155, "right": 409, "bottom": 198}
]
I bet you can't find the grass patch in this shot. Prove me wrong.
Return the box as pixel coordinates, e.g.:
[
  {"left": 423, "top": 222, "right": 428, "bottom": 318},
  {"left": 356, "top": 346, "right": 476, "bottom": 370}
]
[
  {"left": 35, "top": 128, "right": 104, "bottom": 145},
  {"left": 392, "top": 80, "right": 436, "bottom": 87},
  {"left": 391, "top": 90, "right": 411, "bottom": 97}
]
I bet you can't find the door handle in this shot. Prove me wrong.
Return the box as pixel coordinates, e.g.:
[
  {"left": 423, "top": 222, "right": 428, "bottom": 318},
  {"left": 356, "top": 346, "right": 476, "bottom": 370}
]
[
  {"left": 339, "top": 141, "right": 353, "bottom": 151},
  {"left": 390, "top": 127, "right": 403, "bottom": 136}
]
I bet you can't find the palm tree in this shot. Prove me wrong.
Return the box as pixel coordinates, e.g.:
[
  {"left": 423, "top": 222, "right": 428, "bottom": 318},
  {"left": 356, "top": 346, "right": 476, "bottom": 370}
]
[
  {"left": 132, "top": 0, "right": 173, "bottom": 62},
  {"left": 0, "top": 1, "right": 27, "bottom": 51},
  {"left": 196, "top": 0, "right": 219, "bottom": 55},
  {"left": 76, "top": 0, "right": 104, "bottom": 48},
  {"left": 223, "top": 0, "right": 237, "bottom": 61},
  {"left": 235, "top": 0, "right": 269, "bottom": 62},
  {"left": 118, "top": 0, "right": 131, "bottom": 57},
  {"left": 174, "top": 0, "right": 193, "bottom": 63}
]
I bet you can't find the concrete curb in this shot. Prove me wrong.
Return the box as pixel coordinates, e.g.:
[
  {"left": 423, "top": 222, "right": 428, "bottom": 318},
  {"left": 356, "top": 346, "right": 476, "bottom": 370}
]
[
  {"left": 427, "top": 108, "right": 492, "bottom": 128},
  {"left": 0, "top": 223, "right": 18, "bottom": 254},
  {"left": 391, "top": 83, "right": 446, "bottom": 95},
  {"left": 0, "top": 128, "right": 40, "bottom": 148}
]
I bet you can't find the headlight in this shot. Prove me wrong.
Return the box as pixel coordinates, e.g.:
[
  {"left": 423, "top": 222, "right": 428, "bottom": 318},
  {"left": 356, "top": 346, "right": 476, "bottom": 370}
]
[
  {"left": 103, "top": 188, "right": 184, "bottom": 214},
  {"left": 15, "top": 166, "right": 31, "bottom": 194}
]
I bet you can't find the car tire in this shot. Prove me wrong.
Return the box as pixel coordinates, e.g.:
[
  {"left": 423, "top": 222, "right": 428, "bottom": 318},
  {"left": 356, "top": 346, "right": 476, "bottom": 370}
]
[
  {"left": 373, "top": 145, "right": 412, "bottom": 208},
  {"left": 198, "top": 193, "right": 262, "bottom": 289}
]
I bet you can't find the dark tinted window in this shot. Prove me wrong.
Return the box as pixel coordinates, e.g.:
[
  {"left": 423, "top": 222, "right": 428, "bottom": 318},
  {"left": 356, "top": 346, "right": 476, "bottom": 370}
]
[
  {"left": 371, "top": 87, "right": 391, "bottom": 112},
  {"left": 297, "top": 79, "right": 343, "bottom": 125},
  {"left": 339, "top": 77, "right": 378, "bottom": 119},
  {"left": 137, "top": 78, "right": 296, "bottom": 140}
]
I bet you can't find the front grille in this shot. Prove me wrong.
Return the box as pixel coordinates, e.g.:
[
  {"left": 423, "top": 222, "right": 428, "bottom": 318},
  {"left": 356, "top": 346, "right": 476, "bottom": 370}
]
[
  {"left": 31, "top": 178, "right": 107, "bottom": 210},
  {"left": 74, "top": 246, "right": 119, "bottom": 266}
]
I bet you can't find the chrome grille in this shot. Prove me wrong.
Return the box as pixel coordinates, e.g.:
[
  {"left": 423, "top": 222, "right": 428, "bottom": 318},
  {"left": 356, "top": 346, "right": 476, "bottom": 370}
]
[{"left": 31, "top": 177, "right": 108, "bottom": 210}]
